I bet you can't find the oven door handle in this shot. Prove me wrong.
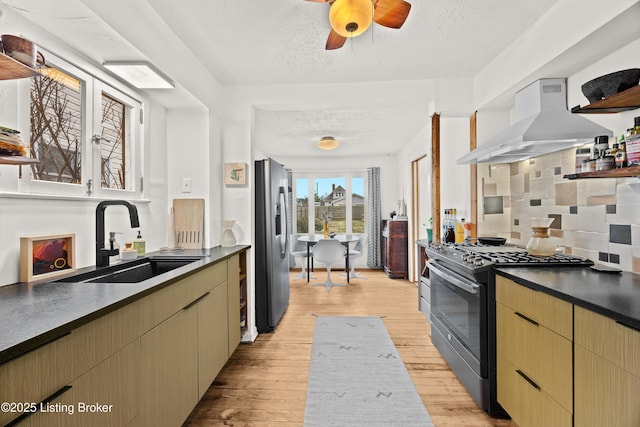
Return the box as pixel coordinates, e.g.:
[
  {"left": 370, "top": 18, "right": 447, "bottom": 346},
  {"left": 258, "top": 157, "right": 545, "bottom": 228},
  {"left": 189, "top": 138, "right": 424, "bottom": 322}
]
[{"left": 427, "top": 261, "right": 479, "bottom": 295}]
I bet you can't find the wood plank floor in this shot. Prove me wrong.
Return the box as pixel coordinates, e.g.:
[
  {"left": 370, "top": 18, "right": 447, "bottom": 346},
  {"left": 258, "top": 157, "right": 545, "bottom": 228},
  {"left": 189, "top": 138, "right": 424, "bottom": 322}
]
[{"left": 184, "top": 270, "right": 514, "bottom": 427}]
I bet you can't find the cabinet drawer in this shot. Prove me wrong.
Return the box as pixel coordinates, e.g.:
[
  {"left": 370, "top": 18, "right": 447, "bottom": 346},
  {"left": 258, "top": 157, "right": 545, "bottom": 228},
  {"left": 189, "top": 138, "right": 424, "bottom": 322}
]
[
  {"left": 70, "top": 298, "right": 142, "bottom": 379},
  {"left": 496, "top": 275, "right": 572, "bottom": 339},
  {"left": 498, "top": 356, "right": 572, "bottom": 427},
  {"left": 497, "top": 302, "right": 572, "bottom": 411},
  {"left": 419, "top": 279, "right": 430, "bottom": 303},
  {"left": 139, "top": 261, "right": 227, "bottom": 332},
  {"left": 575, "top": 306, "right": 640, "bottom": 376},
  {"left": 0, "top": 333, "right": 74, "bottom": 426}
]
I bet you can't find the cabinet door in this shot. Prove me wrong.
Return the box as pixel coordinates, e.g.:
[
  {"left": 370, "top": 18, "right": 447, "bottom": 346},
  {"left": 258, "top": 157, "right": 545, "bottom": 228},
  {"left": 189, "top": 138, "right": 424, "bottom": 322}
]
[
  {"left": 227, "top": 254, "right": 241, "bottom": 354},
  {"left": 198, "top": 282, "right": 229, "bottom": 398},
  {"left": 575, "top": 345, "right": 640, "bottom": 427},
  {"left": 140, "top": 307, "right": 198, "bottom": 427}
]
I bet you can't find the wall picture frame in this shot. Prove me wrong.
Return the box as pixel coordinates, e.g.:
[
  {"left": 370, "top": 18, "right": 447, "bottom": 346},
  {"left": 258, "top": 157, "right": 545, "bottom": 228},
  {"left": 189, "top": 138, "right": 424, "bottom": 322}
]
[
  {"left": 224, "top": 162, "right": 247, "bottom": 185},
  {"left": 20, "top": 233, "right": 76, "bottom": 283}
]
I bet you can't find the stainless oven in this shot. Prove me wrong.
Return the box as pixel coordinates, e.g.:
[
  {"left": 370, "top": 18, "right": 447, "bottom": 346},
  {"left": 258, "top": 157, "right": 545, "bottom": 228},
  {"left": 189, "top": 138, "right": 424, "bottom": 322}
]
[
  {"left": 428, "top": 260, "right": 489, "bottom": 410},
  {"left": 424, "top": 242, "right": 593, "bottom": 419}
]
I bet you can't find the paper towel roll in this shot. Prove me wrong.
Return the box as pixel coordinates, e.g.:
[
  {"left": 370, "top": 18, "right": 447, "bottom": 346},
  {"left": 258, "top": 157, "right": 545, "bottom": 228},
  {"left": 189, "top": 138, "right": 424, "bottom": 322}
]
[{"left": 167, "top": 207, "right": 176, "bottom": 248}]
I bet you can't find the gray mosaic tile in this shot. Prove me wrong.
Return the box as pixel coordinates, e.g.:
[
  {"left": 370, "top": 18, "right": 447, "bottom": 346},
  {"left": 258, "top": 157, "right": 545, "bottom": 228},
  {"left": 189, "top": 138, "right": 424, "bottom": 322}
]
[{"left": 610, "top": 224, "right": 632, "bottom": 245}]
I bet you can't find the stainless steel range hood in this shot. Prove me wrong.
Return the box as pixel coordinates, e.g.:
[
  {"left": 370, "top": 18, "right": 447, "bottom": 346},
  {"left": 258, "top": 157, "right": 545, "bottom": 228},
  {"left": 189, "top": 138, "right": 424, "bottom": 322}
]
[{"left": 457, "top": 78, "right": 613, "bottom": 164}]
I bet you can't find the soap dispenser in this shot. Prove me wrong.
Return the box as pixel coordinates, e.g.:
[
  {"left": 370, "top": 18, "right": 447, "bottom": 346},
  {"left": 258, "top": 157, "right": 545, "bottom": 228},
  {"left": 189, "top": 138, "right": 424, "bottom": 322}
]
[
  {"left": 134, "top": 230, "right": 146, "bottom": 255},
  {"left": 109, "top": 232, "right": 121, "bottom": 264}
]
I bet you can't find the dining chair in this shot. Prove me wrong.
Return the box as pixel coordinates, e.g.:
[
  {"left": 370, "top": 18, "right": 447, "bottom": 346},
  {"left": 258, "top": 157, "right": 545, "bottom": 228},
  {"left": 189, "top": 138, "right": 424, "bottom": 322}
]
[
  {"left": 343, "top": 233, "right": 367, "bottom": 280},
  {"left": 289, "top": 234, "right": 315, "bottom": 280},
  {"left": 311, "top": 239, "right": 346, "bottom": 291}
]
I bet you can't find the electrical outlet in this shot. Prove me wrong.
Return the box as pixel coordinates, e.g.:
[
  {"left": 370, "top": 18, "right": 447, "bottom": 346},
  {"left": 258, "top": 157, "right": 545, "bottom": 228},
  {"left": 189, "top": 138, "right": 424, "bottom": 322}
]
[{"left": 181, "top": 178, "right": 192, "bottom": 193}]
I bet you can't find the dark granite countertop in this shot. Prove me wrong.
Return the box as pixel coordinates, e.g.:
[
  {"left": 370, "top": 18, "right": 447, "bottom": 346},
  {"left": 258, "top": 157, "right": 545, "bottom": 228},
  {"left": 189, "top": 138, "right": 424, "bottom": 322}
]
[
  {"left": 496, "top": 267, "right": 640, "bottom": 331},
  {"left": 0, "top": 245, "right": 250, "bottom": 366}
]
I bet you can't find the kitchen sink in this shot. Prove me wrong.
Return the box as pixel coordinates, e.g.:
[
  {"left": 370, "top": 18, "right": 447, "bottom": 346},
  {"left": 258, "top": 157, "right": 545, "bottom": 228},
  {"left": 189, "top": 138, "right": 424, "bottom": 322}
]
[{"left": 53, "top": 256, "right": 205, "bottom": 284}]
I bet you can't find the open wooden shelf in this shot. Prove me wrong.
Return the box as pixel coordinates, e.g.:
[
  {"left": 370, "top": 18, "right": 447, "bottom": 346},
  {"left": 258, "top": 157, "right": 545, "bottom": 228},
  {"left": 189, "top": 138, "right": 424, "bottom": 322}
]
[
  {"left": 563, "top": 165, "right": 640, "bottom": 179},
  {"left": 0, "top": 156, "right": 38, "bottom": 165},
  {"left": 571, "top": 85, "right": 640, "bottom": 114},
  {"left": 0, "top": 52, "right": 39, "bottom": 80}
]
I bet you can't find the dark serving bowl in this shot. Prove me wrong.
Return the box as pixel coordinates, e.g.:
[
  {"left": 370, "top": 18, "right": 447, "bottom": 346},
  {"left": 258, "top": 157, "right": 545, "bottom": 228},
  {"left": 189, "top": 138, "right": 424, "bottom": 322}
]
[{"left": 581, "top": 68, "right": 640, "bottom": 103}]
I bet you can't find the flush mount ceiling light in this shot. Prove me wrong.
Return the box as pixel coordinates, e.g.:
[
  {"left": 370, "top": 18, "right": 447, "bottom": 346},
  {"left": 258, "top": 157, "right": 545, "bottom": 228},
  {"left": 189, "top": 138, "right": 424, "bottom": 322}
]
[
  {"left": 102, "top": 61, "right": 174, "bottom": 89},
  {"left": 329, "top": 0, "right": 373, "bottom": 38},
  {"left": 317, "top": 136, "right": 340, "bottom": 150}
]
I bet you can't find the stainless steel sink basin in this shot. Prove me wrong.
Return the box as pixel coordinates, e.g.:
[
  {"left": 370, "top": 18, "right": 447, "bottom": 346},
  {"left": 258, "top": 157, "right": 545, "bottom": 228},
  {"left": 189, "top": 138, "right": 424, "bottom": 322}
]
[{"left": 53, "top": 256, "right": 204, "bottom": 283}]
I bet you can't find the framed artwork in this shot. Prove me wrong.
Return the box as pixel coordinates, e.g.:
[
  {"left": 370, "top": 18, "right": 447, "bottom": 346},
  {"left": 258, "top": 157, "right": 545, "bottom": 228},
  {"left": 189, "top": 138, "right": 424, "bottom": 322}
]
[
  {"left": 20, "top": 233, "right": 76, "bottom": 283},
  {"left": 224, "top": 162, "right": 247, "bottom": 185}
]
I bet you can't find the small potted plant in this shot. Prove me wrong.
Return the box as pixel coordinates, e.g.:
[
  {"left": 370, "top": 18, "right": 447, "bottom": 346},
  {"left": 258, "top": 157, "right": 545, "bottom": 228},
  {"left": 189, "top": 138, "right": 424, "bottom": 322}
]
[{"left": 424, "top": 217, "right": 433, "bottom": 243}]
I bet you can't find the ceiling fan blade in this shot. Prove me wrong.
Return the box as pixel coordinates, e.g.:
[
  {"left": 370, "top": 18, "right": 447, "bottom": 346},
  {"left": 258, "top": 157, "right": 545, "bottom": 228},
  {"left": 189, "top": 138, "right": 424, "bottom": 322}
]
[
  {"left": 373, "top": 0, "right": 411, "bottom": 29},
  {"left": 326, "top": 29, "right": 347, "bottom": 50}
]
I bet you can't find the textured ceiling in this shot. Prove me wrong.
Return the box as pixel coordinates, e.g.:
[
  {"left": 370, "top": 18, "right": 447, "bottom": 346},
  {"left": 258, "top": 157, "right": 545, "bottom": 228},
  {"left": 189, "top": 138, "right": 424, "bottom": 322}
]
[
  {"left": 2, "top": 0, "right": 561, "bottom": 158},
  {"left": 148, "top": 0, "right": 560, "bottom": 85}
]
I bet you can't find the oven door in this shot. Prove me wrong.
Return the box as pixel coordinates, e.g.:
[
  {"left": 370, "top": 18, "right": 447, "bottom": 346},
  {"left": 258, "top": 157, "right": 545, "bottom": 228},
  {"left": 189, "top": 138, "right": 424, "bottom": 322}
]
[{"left": 428, "top": 260, "right": 487, "bottom": 378}]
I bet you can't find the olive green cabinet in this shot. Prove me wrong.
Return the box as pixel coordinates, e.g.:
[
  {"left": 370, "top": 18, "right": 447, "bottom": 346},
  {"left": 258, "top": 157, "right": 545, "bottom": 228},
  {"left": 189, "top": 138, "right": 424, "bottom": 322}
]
[
  {"left": 574, "top": 307, "right": 640, "bottom": 427},
  {"left": 0, "top": 249, "right": 248, "bottom": 427}
]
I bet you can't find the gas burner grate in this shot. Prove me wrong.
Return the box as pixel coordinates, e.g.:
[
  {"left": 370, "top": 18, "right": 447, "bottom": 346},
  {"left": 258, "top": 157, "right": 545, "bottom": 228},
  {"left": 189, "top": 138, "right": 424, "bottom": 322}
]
[{"left": 479, "top": 251, "right": 593, "bottom": 266}]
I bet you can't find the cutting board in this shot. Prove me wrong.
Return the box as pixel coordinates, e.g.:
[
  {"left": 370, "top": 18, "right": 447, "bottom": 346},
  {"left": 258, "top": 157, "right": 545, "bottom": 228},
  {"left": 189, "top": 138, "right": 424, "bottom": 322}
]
[{"left": 173, "top": 198, "right": 204, "bottom": 249}]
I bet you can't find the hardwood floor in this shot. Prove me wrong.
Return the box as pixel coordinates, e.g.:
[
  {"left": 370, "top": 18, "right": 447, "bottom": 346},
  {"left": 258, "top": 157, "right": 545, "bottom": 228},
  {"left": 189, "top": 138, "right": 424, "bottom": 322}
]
[{"left": 184, "top": 270, "right": 514, "bottom": 426}]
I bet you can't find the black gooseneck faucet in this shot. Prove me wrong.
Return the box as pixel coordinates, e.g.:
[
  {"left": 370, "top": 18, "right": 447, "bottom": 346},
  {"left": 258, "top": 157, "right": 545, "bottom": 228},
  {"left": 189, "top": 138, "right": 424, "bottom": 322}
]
[{"left": 96, "top": 200, "right": 140, "bottom": 267}]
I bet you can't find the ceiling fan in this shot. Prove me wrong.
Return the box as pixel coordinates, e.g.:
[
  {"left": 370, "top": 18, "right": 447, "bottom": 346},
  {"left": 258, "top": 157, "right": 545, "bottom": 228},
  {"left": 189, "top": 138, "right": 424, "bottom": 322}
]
[{"left": 306, "top": 0, "right": 412, "bottom": 50}]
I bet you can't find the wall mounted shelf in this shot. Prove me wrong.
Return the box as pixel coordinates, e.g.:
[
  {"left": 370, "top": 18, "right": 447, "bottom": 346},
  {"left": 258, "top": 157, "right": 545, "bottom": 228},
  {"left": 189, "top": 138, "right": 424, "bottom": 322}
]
[
  {"left": 0, "top": 156, "right": 38, "bottom": 165},
  {"left": 0, "top": 52, "right": 39, "bottom": 80},
  {"left": 563, "top": 165, "right": 640, "bottom": 180},
  {"left": 571, "top": 85, "right": 640, "bottom": 114}
]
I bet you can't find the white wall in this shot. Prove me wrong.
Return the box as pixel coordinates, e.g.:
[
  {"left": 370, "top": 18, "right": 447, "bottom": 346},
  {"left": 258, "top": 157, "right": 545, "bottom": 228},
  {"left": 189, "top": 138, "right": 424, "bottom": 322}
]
[
  {"left": 440, "top": 117, "right": 472, "bottom": 224},
  {"left": 397, "top": 125, "right": 429, "bottom": 282},
  {"left": 0, "top": 10, "right": 172, "bottom": 286}
]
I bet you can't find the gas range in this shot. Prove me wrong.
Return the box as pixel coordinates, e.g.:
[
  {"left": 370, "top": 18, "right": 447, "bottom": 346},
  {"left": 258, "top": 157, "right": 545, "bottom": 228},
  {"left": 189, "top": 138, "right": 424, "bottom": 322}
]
[{"left": 426, "top": 242, "right": 593, "bottom": 274}]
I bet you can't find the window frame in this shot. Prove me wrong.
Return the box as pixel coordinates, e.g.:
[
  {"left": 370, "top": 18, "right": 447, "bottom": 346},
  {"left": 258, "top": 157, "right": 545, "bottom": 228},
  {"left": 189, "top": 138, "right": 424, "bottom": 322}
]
[
  {"left": 293, "top": 170, "right": 367, "bottom": 235},
  {"left": 15, "top": 49, "right": 144, "bottom": 200}
]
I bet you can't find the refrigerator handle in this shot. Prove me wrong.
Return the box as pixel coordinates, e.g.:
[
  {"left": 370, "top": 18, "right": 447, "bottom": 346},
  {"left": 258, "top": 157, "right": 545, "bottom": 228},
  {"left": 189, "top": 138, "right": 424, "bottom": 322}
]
[{"left": 278, "top": 187, "right": 288, "bottom": 258}]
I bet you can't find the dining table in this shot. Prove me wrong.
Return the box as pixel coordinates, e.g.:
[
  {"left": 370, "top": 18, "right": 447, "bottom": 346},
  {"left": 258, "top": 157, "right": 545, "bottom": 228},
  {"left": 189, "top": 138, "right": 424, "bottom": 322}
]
[{"left": 297, "top": 234, "right": 360, "bottom": 283}]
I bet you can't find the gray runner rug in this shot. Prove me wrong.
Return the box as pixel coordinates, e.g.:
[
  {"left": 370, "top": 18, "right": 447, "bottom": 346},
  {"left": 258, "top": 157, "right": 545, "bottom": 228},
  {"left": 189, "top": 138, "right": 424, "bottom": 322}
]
[{"left": 304, "top": 316, "right": 434, "bottom": 426}]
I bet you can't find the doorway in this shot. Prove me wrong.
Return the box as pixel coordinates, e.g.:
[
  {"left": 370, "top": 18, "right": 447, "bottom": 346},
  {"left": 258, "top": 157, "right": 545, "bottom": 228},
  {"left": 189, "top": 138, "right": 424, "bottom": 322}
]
[{"left": 411, "top": 154, "right": 430, "bottom": 282}]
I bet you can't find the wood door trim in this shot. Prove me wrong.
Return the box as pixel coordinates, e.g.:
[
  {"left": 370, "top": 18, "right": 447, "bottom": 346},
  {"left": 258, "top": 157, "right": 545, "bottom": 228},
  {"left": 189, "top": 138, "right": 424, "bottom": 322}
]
[
  {"left": 431, "top": 113, "right": 441, "bottom": 243},
  {"left": 470, "top": 112, "right": 477, "bottom": 238}
]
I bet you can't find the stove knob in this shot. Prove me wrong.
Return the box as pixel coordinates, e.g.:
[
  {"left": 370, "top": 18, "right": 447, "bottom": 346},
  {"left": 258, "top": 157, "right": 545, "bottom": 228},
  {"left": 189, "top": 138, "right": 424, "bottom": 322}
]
[{"left": 474, "top": 258, "right": 484, "bottom": 266}]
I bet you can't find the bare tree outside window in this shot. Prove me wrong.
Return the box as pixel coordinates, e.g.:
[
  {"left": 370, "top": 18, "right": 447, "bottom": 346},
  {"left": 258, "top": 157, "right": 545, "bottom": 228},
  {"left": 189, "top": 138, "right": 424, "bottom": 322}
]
[
  {"left": 29, "top": 71, "right": 82, "bottom": 183},
  {"left": 100, "top": 93, "right": 127, "bottom": 189}
]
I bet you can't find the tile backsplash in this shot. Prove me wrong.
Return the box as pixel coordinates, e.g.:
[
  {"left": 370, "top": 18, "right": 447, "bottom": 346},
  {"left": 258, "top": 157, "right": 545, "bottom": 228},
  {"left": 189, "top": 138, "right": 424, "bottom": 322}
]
[{"left": 477, "top": 147, "right": 640, "bottom": 272}]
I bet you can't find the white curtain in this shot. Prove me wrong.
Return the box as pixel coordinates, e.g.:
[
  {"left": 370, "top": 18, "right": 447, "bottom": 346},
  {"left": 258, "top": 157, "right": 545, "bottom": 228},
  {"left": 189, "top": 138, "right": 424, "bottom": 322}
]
[
  {"left": 366, "top": 167, "right": 382, "bottom": 268},
  {"left": 287, "top": 168, "right": 295, "bottom": 267}
]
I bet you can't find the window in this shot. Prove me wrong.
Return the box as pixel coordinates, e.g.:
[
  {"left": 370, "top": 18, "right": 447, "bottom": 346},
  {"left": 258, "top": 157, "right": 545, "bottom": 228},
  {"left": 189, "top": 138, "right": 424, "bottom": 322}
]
[
  {"left": 19, "top": 51, "right": 143, "bottom": 198},
  {"left": 295, "top": 178, "right": 309, "bottom": 233},
  {"left": 293, "top": 172, "right": 366, "bottom": 235}
]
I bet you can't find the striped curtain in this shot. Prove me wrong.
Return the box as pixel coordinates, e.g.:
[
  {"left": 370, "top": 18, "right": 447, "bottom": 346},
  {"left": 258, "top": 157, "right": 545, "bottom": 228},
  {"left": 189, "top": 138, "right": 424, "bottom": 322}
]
[{"left": 366, "top": 167, "right": 382, "bottom": 268}]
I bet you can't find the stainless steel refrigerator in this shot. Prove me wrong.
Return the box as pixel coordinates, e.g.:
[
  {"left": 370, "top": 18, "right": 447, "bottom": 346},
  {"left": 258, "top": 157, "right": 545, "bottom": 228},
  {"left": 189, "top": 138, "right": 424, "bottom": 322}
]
[{"left": 255, "top": 158, "right": 291, "bottom": 333}]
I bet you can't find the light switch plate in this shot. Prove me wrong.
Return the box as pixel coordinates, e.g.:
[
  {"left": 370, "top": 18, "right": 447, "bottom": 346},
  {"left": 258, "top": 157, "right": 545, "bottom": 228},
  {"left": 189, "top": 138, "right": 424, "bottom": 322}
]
[{"left": 181, "top": 178, "right": 192, "bottom": 193}]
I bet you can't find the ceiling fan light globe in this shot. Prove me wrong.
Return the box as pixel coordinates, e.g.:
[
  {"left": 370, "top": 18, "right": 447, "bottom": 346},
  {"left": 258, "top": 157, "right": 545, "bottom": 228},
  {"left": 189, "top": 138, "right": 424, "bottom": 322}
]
[{"left": 329, "top": 0, "right": 373, "bottom": 38}]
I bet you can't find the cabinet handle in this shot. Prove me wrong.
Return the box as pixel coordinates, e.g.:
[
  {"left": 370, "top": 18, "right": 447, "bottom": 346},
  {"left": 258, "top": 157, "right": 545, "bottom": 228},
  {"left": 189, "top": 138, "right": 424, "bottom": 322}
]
[
  {"left": 0, "top": 331, "right": 71, "bottom": 368},
  {"left": 615, "top": 320, "right": 640, "bottom": 333},
  {"left": 516, "top": 369, "right": 541, "bottom": 391},
  {"left": 183, "top": 292, "right": 210, "bottom": 311},
  {"left": 514, "top": 311, "right": 539, "bottom": 327},
  {"left": 5, "top": 385, "right": 72, "bottom": 426}
]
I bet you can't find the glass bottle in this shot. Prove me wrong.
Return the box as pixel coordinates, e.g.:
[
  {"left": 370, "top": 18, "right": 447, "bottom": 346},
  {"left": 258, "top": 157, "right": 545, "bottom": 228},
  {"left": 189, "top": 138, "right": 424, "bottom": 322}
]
[
  {"left": 526, "top": 218, "right": 555, "bottom": 257},
  {"left": 221, "top": 220, "right": 237, "bottom": 247}
]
